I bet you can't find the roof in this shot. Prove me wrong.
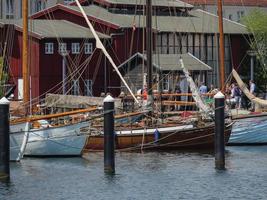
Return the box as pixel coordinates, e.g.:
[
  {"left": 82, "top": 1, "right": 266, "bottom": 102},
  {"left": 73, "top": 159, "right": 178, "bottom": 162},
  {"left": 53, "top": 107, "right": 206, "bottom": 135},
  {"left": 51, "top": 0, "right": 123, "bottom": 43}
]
[
  {"left": 183, "top": 0, "right": 267, "bottom": 7},
  {"left": 118, "top": 52, "right": 212, "bottom": 71},
  {"left": 66, "top": 5, "right": 248, "bottom": 34},
  {"left": 93, "top": 0, "right": 194, "bottom": 8},
  {"left": 156, "top": 9, "right": 248, "bottom": 34},
  {"left": 0, "top": 19, "right": 110, "bottom": 39}
]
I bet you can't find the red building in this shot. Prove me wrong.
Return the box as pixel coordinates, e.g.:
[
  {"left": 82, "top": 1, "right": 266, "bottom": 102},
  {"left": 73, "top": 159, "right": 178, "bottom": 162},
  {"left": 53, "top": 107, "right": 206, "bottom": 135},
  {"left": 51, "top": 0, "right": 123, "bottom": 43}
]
[
  {"left": 0, "top": 19, "right": 110, "bottom": 101},
  {"left": 31, "top": 1, "right": 250, "bottom": 90},
  {"left": 1, "top": 1, "right": 252, "bottom": 102}
]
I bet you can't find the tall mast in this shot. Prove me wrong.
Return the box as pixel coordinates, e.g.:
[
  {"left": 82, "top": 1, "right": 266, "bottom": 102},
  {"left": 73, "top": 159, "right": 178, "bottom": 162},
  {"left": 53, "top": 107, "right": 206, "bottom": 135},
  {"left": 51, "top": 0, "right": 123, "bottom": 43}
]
[
  {"left": 22, "top": 0, "right": 29, "bottom": 108},
  {"left": 146, "top": 0, "right": 153, "bottom": 107},
  {"left": 217, "top": 0, "right": 225, "bottom": 89}
]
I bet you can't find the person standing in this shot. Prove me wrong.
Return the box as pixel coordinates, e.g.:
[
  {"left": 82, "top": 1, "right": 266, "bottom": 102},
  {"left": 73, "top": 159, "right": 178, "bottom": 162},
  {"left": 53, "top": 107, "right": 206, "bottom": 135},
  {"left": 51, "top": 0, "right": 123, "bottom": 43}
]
[
  {"left": 199, "top": 82, "right": 208, "bottom": 99},
  {"left": 249, "top": 80, "right": 256, "bottom": 95},
  {"left": 249, "top": 80, "right": 256, "bottom": 111},
  {"left": 232, "top": 83, "right": 241, "bottom": 109}
]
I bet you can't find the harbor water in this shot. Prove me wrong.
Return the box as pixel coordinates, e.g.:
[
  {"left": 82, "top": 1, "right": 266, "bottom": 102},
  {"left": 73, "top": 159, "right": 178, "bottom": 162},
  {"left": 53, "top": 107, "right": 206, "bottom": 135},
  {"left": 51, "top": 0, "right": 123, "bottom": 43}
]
[{"left": 1, "top": 146, "right": 267, "bottom": 200}]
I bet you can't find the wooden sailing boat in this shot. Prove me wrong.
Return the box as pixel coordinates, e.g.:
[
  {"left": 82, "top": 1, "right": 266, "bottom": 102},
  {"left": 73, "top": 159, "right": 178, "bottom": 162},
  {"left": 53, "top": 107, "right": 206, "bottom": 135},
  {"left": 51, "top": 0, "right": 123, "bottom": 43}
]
[
  {"left": 77, "top": 0, "right": 233, "bottom": 152},
  {"left": 9, "top": 1, "right": 97, "bottom": 160},
  {"left": 227, "top": 69, "right": 267, "bottom": 145}
]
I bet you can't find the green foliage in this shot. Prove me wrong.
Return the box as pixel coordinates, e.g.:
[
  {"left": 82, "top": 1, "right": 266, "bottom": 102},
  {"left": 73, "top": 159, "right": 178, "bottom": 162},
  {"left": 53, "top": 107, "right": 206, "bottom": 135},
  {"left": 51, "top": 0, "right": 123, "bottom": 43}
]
[{"left": 242, "top": 9, "right": 267, "bottom": 91}]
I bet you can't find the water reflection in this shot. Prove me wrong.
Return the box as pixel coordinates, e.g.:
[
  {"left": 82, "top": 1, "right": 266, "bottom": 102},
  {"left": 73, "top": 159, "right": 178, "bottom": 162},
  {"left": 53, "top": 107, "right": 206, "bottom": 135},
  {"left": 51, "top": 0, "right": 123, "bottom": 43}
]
[{"left": 1, "top": 146, "right": 267, "bottom": 200}]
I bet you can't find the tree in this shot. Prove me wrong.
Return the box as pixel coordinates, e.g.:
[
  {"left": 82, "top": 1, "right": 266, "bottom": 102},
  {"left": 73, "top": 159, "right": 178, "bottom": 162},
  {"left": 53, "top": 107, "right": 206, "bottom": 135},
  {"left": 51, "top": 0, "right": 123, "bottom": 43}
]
[{"left": 242, "top": 9, "right": 267, "bottom": 91}]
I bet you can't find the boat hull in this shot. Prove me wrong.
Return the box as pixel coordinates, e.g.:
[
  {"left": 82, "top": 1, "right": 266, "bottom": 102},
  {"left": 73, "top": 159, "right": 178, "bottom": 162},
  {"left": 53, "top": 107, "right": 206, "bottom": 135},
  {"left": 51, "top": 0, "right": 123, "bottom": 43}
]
[
  {"left": 10, "top": 122, "right": 26, "bottom": 161},
  {"left": 10, "top": 131, "right": 24, "bottom": 161},
  {"left": 84, "top": 124, "right": 232, "bottom": 151},
  {"left": 10, "top": 121, "right": 89, "bottom": 159},
  {"left": 24, "top": 134, "right": 87, "bottom": 156},
  {"left": 229, "top": 116, "right": 267, "bottom": 145}
]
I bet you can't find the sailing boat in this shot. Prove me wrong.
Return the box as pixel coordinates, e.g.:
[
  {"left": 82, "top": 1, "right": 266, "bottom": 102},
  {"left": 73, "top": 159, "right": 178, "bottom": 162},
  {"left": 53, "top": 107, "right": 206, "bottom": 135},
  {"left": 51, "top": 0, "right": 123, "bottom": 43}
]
[
  {"left": 227, "top": 69, "right": 267, "bottom": 145},
  {"left": 73, "top": 0, "right": 233, "bottom": 151},
  {"left": 8, "top": 2, "right": 96, "bottom": 160}
]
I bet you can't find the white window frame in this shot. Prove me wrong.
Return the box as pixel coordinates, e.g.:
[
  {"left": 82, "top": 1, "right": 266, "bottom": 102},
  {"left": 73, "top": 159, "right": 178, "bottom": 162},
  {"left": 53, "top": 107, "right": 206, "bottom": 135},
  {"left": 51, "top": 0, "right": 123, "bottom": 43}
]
[
  {"left": 71, "top": 43, "right": 80, "bottom": 54},
  {"left": 64, "top": 0, "right": 75, "bottom": 5},
  {"left": 84, "top": 79, "right": 93, "bottom": 96},
  {"left": 45, "top": 43, "right": 54, "bottom": 54},
  {"left": 72, "top": 79, "right": 80, "bottom": 95},
  {"left": 162, "top": 74, "right": 170, "bottom": 91},
  {"left": 6, "top": 0, "right": 14, "bottom": 19},
  {"left": 84, "top": 43, "right": 93, "bottom": 54},
  {"left": 58, "top": 43, "right": 67, "bottom": 54},
  {"left": 18, "top": 78, "right": 23, "bottom": 100}
]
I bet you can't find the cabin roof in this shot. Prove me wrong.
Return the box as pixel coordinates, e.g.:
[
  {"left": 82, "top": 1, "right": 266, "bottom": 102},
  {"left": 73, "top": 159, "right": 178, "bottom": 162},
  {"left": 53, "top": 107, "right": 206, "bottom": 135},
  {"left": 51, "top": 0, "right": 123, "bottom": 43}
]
[
  {"left": 65, "top": 5, "right": 248, "bottom": 34},
  {"left": 92, "top": 0, "right": 194, "bottom": 8},
  {"left": 0, "top": 19, "right": 110, "bottom": 39},
  {"left": 118, "top": 52, "right": 212, "bottom": 71}
]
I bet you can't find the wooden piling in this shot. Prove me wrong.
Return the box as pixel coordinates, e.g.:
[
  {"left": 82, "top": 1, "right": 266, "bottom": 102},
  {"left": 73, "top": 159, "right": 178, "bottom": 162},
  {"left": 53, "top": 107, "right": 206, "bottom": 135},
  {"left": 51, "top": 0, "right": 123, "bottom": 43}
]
[
  {"left": 0, "top": 97, "right": 10, "bottom": 180},
  {"left": 214, "top": 92, "right": 225, "bottom": 170},
  {"left": 104, "top": 95, "right": 115, "bottom": 174}
]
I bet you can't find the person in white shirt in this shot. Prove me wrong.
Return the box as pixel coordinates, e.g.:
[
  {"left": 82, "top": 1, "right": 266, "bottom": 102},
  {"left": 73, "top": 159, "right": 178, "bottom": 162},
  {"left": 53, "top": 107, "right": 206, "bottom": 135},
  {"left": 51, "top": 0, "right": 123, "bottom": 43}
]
[
  {"left": 199, "top": 82, "right": 208, "bottom": 100},
  {"left": 249, "top": 80, "right": 256, "bottom": 95},
  {"left": 249, "top": 80, "right": 256, "bottom": 111}
]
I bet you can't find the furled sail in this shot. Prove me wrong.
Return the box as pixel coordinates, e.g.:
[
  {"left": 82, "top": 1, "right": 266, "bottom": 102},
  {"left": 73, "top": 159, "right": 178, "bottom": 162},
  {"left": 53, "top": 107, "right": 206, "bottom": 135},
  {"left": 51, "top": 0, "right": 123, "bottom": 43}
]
[
  {"left": 232, "top": 69, "right": 267, "bottom": 106},
  {"left": 180, "top": 59, "right": 213, "bottom": 119}
]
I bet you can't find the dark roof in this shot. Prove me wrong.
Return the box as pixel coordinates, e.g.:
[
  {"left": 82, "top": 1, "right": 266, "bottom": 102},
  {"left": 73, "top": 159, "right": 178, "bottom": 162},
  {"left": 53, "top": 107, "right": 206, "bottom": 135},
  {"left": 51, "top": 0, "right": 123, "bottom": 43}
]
[
  {"left": 71, "top": 0, "right": 193, "bottom": 8},
  {"left": 0, "top": 19, "right": 110, "bottom": 39},
  {"left": 118, "top": 52, "right": 212, "bottom": 71},
  {"left": 66, "top": 5, "right": 248, "bottom": 34},
  {"left": 93, "top": 0, "right": 194, "bottom": 8}
]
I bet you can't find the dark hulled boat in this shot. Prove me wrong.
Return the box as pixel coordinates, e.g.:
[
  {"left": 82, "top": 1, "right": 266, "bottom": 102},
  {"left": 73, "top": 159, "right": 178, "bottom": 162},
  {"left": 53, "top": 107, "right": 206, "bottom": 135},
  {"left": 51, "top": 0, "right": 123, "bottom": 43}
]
[{"left": 83, "top": 122, "right": 232, "bottom": 151}]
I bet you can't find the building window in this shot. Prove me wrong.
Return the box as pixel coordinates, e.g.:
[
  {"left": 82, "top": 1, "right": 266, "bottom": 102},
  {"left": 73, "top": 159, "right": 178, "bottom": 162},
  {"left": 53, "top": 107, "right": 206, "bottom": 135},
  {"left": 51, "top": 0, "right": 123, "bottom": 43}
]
[
  {"left": 6, "top": 0, "right": 14, "bottom": 19},
  {"left": 162, "top": 74, "right": 169, "bottom": 91},
  {"left": 59, "top": 43, "right": 67, "bottom": 54},
  {"left": 64, "top": 0, "right": 75, "bottom": 4},
  {"left": 72, "top": 43, "right": 80, "bottom": 54},
  {"left": 71, "top": 80, "right": 80, "bottom": 95},
  {"left": 45, "top": 43, "right": 54, "bottom": 54},
  {"left": 35, "top": 0, "right": 45, "bottom": 12},
  {"left": 237, "top": 11, "right": 245, "bottom": 22},
  {"left": 84, "top": 43, "right": 93, "bottom": 54},
  {"left": 84, "top": 79, "right": 93, "bottom": 96}
]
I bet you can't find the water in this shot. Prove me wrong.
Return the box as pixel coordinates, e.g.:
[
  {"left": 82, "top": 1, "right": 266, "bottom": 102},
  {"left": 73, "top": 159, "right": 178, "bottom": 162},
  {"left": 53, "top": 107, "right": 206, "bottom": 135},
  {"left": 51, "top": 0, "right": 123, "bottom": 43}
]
[{"left": 1, "top": 146, "right": 267, "bottom": 200}]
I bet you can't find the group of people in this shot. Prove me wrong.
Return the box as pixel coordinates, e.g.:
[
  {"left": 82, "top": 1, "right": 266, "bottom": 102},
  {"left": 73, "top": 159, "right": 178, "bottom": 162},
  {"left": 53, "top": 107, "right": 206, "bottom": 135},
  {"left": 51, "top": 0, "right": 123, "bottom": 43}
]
[
  {"left": 225, "top": 80, "right": 256, "bottom": 110},
  {"left": 198, "top": 80, "right": 256, "bottom": 110}
]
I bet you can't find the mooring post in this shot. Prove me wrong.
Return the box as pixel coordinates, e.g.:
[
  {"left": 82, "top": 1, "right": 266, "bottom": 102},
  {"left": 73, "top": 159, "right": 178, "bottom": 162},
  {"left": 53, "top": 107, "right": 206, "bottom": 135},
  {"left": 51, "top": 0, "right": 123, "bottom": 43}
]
[
  {"left": 0, "top": 97, "right": 10, "bottom": 180},
  {"left": 104, "top": 95, "right": 115, "bottom": 174},
  {"left": 214, "top": 91, "right": 225, "bottom": 170}
]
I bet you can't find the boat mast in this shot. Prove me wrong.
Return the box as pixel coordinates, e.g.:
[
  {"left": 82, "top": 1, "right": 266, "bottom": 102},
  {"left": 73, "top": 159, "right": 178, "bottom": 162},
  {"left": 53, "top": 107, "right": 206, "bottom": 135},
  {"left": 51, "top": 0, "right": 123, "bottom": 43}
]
[
  {"left": 146, "top": 0, "right": 153, "bottom": 109},
  {"left": 217, "top": 0, "right": 225, "bottom": 89},
  {"left": 22, "top": 0, "right": 29, "bottom": 109}
]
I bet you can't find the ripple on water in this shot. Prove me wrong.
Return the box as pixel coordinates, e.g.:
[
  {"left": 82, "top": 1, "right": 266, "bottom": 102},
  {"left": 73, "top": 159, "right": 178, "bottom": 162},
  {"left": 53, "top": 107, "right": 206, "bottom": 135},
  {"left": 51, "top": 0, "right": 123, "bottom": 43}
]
[{"left": 0, "top": 146, "right": 267, "bottom": 200}]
